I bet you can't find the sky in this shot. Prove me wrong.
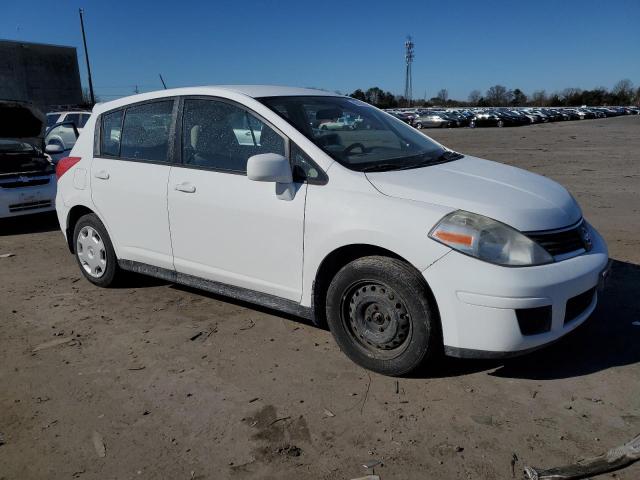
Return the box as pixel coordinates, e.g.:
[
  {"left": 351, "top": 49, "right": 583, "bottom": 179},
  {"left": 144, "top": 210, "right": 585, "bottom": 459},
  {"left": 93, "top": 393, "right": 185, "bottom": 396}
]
[{"left": 2, "top": 0, "right": 639, "bottom": 101}]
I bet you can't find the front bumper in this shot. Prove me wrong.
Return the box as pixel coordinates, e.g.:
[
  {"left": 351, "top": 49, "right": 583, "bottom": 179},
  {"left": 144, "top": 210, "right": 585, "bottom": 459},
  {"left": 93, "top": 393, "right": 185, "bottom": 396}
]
[
  {"left": 423, "top": 224, "right": 609, "bottom": 357},
  {"left": 0, "top": 175, "right": 57, "bottom": 218}
]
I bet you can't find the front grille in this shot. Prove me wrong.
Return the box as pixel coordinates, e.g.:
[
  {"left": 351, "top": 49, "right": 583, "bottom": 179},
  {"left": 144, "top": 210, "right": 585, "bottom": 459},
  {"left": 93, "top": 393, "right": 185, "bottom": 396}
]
[
  {"left": 526, "top": 222, "right": 586, "bottom": 257},
  {"left": 0, "top": 177, "right": 51, "bottom": 189},
  {"left": 564, "top": 287, "right": 596, "bottom": 324},
  {"left": 9, "top": 200, "right": 52, "bottom": 212}
]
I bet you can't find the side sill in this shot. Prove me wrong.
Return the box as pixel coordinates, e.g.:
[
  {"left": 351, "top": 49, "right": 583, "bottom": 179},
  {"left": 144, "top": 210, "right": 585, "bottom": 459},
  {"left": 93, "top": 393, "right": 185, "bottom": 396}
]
[{"left": 118, "top": 259, "right": 314, "bottom": 321}]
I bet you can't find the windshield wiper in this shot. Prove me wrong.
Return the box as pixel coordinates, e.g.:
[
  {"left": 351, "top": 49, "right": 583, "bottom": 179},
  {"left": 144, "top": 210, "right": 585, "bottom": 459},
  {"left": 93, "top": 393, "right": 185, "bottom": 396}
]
[
  {"left": 359, "top": 150, "right": 463, "bottom": 173},
  {"left": 360, "top": 163, "right": 406, "bottom": 172}
]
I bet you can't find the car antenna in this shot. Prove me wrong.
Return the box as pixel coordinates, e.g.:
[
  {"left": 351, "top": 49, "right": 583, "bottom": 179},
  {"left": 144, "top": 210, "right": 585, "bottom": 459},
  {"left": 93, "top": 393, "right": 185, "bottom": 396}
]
[{"left": 159, "top": 74, "right": 167, "bottom": 90}]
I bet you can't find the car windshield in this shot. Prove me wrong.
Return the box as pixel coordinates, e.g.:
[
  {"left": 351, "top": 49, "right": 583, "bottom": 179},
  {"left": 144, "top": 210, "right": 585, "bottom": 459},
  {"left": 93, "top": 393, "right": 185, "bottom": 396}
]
[
  {"left": 259, "top": 96, "right": 455, "bottom": 171},
  {"left": 0, "top": 139, "right": 36, "bottom": 153}
]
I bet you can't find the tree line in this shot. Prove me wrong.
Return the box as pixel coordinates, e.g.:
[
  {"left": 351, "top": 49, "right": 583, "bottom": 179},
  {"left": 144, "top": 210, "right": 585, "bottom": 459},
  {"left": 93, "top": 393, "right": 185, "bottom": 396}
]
[{"left": 349, "top": 79, "right": 640, "bottom": 108}]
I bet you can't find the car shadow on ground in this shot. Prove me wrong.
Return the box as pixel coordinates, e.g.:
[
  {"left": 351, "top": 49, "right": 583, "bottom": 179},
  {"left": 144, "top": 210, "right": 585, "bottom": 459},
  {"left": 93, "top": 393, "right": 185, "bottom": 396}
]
[
  {"left": 0, "top": 212, "right": 60, "bottom": 236},
  {"left": 424, "top": 259, "right": 640, "bottom": 380}
]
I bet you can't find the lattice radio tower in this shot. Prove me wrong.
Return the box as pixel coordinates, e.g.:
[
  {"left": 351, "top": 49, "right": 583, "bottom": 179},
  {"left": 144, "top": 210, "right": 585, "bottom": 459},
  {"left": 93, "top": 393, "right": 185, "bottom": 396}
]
[{"left": 404, "top": 36, "right": 415, "bottom": 106}]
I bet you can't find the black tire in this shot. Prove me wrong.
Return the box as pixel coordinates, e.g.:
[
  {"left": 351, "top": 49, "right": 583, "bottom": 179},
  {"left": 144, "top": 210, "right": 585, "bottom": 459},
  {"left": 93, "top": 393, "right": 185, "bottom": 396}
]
[
  {"left": 325, "top": 256, "right": 440, "bottom": 376},
  {"left": 72, "top": 213, "right": 121, "bottom": 287},
  {"left": 415, "top": 122, "right": 423, "bottom": 129},
  {"left": 497, "top": 120, "right": 504, "bottom": 128}
]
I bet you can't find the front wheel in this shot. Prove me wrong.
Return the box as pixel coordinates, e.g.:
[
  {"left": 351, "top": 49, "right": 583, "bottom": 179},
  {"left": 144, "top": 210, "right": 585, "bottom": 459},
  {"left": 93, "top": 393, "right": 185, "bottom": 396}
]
[
  {"left": 497, "top": 120, "right": 504, "bottom": 127},
  {"left": 73, "top": 213, "right": 121, "bottom": 287},
  {"left": 325, "top": 256, "right": 440, "bottom": 376}
]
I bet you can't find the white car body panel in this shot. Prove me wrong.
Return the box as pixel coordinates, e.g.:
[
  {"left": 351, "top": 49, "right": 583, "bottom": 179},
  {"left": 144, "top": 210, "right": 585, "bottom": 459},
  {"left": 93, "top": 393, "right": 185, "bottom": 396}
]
[
  {"left": 366, "top": 156, "right": 582, "bottom": 231},
  {"left": 54, "top": 85, "right": 609, "bottom": 357},
  {"left": 90, "top": 158, "right": 174, "bottom": 270},
  {"left": 299, "top": 165, "right": 452, "bottom": 307},
  {"left": 167, "top": 166, "right": 307, "bottom": 301}
]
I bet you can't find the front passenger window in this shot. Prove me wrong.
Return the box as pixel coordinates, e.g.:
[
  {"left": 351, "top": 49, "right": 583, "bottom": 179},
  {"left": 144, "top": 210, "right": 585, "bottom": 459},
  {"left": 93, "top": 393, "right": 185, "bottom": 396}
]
[{"left": 182, "top": 99, "right": 285, "bottom": 173}]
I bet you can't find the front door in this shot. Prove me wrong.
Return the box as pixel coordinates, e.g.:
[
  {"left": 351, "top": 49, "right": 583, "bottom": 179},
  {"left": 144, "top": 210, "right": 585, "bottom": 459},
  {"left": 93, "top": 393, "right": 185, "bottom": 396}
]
[{"left": 167, "top": 98, "right": 306, "bottom": 301}]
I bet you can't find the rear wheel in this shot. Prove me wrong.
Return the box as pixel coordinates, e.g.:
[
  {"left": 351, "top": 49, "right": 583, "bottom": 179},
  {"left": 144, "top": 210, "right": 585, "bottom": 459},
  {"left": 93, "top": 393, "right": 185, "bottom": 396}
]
[
  {"left": 326, "top": 256, "right": 439, "bottom": 376},
  {"left": 73, "top": 213, "right": 121, "bottom": 287},
  {"left": 415, "top": 122, "right": 423, "bottom": 129},
  {"left": 497, "top": 120, "right": 504, "bottom": 127}
]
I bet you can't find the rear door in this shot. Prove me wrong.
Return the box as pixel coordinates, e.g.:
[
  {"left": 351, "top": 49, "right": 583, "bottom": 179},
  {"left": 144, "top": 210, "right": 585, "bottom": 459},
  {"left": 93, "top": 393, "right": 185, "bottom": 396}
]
[
  {"left": 167, "top": 97, "right": 307, "bottom": 301},
  {"left": 90, "top": 99, "right": 177, "bottom": 270}
]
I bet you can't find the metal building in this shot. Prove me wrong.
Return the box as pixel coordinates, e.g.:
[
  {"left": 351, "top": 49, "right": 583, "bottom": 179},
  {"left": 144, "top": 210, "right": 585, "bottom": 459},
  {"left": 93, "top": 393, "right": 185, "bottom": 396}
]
[{"left": 0, "top": 39, "right": 83, "bottom": 110}]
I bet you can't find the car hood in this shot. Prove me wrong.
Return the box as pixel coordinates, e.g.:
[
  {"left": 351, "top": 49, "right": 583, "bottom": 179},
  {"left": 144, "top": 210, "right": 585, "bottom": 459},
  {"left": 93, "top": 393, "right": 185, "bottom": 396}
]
[
  {"left": 365, "top": 155, "right": 582, "bottom": 232},
  {"left": 0, "top": 101, "right": 45, "bottom": 142}
]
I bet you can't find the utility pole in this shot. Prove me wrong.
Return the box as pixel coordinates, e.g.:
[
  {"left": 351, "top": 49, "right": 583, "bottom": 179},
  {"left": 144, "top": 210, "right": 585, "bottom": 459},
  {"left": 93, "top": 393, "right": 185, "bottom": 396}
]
[
  {"left": 159, "top": 74, "right": 167, "bottom": 89},
  {"left": 404, "top": 36, "right": 414, "bottom": 107},
  {"left": 78, "top": 9, "right": 95, "bottom": 105}
]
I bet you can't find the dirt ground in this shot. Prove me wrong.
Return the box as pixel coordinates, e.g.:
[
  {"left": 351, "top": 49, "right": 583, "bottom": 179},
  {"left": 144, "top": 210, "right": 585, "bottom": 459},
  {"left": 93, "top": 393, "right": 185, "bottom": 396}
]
[{"left": 1, "top": 115, "right": 639, "bottom": 480}]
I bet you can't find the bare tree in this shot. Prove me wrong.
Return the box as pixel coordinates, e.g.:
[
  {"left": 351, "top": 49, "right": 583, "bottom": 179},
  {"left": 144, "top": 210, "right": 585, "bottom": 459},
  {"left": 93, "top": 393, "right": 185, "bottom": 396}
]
[
  {"left": 531, "top": 90, "right": 547, "bottom": 107},
  {"left": 485, "top": 85, "right": 511, "bottom": 106},
  {"left": 436, "top": 88, "right": 449, "bottom": 104},
  {"left": 561, "top": 87, "right": 582, "bottom": 106},
  {"left": 612, "top": 79, "right": 634, "bottom": 104},
  {"left": 468, "top": 89, "right": 481, "bottom": 105}
]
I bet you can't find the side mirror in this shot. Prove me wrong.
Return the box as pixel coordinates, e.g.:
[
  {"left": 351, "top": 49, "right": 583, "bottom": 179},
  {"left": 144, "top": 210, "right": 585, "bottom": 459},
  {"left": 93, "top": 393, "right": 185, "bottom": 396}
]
[
  {"left": 45, "top": 143, "right": 64, "bottom": 154},
  {"left": 247, "top": 153, "right": 292, "bottom": 184}
]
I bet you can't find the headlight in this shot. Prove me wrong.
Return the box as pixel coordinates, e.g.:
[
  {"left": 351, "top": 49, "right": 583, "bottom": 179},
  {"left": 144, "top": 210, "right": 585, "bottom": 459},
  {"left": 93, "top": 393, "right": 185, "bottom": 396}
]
[{"left": 429, "top": 211, "right": 553, "bottom": 266}]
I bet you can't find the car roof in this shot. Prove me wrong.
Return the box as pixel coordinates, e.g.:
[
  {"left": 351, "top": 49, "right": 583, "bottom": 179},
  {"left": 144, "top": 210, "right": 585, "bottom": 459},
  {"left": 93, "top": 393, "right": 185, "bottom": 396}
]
[{"left": 92, "top": 85, "right": 339, "bottom": 114}]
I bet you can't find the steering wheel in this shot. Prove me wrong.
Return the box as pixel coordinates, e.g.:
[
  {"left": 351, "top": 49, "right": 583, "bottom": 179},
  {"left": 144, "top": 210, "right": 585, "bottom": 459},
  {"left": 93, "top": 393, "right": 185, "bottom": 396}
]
[{"left": 343, "top": 142, "right": 368, "bottom": 156}]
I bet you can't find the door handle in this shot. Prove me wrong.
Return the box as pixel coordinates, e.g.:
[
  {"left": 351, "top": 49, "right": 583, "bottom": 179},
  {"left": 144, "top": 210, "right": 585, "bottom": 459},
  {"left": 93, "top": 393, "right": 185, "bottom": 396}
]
[
  {"left": 94, "top": 170, "right": 110, "bottom": 180},
  {"left": 175, "top": 182, "right": 196, "bottom": 193}
]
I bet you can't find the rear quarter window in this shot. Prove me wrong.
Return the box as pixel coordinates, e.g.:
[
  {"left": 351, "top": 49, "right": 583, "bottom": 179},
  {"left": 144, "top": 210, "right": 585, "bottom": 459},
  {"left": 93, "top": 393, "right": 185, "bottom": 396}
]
[{"left": 100, "top": 110, "right": 123, "bottom": 156}]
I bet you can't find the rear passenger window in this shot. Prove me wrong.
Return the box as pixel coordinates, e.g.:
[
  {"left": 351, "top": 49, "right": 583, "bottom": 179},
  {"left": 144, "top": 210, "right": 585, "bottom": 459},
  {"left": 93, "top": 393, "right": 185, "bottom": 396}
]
[
  {"left": 101, "top": 110, "right": 123, "bottom": 156},
  {"left": 182, "top": 99, "right": 285, "bottom": 173},
  {"left": 120, "top": 101, "right": 174, "bottom": 162}
]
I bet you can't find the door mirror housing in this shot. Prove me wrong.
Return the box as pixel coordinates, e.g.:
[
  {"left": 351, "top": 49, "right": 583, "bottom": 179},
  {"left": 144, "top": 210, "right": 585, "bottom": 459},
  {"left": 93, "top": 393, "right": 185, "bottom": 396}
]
[
  {"left": 45, "top": 143, "right": 64, "bottom": 154},
  {"left": 247, "top": 153, "right": 292, "bottom": 184}
]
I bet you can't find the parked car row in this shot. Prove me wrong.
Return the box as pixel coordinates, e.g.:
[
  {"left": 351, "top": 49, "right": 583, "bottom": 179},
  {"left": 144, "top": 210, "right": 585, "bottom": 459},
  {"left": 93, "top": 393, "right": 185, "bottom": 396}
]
[{"left": 386, "top": 106, "right": 640, "bottom": 129}]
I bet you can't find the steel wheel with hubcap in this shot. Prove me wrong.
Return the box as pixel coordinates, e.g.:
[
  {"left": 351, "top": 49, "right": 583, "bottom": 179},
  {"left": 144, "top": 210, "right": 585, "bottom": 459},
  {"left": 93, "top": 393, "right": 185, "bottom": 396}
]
[
  {"left": 326, "top": 256, "right": 440, "bottom": 376},
  {"left": 73, "top": 213, "right": 121, "bottom": 287},
  {"left": 77, "top": 226, "right": 107, "bottom": 278}
]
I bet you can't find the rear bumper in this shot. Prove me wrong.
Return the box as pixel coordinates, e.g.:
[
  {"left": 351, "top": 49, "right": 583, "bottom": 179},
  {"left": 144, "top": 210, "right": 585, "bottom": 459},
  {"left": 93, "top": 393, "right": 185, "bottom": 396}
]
[
  {"left": 0, "top": 176, "right": 56, "bottom": 218},
  {"left": 423, "top": 223, "right": 609, "bottom": 357}
]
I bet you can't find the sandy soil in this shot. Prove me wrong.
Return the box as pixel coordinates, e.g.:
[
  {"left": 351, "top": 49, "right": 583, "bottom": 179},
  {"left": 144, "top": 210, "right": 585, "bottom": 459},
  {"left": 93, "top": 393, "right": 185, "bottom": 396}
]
[{"left": 1, "top": 115, "right": 639, "bottom": 480}]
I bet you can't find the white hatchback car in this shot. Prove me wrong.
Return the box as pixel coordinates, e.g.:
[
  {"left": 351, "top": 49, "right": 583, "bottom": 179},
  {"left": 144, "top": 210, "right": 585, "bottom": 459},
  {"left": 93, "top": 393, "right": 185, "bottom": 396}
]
[{"left": 55, "top": 86, "right": 610, "bottom": 375}]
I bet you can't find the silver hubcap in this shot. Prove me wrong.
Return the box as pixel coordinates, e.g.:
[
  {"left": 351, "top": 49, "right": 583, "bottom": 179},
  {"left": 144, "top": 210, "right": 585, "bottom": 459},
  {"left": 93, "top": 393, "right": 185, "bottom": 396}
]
[{"left": 77, "top": 226, "right": 107, "bottom": 278}]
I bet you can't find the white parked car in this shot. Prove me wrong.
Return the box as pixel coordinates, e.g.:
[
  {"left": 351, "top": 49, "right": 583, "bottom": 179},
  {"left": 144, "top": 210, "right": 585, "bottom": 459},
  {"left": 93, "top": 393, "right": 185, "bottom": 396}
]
[
  {"left": 55, "top": 86, "right": 610, "bottom": 375},
  {"left": 46, "top": 111, "right": 91, "bottom": 131},
  {"left": 1, "top": 102, "right": 58, "bottom": 218}
]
